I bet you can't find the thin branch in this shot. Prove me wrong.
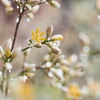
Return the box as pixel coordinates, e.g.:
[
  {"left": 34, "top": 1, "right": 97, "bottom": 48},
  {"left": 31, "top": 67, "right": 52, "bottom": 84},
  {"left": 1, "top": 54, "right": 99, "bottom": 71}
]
[
  {"left": 11, "top": 4, "right": 25, "bottom": 51},
  {"left": 5, "top": 70, "right": 10, "bottom": 97},
  {"left": 0, "top": 66, "right": 5, "bottom": 93}
]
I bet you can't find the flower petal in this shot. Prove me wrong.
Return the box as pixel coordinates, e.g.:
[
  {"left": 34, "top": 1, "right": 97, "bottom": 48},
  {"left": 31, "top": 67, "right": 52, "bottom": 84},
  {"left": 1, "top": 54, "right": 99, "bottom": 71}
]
[
  {"left": 31, "top": 30, "right": 35, "bottom": 36},
  {"left": 40, "top": 32, "right": 45, "bottom": 36},
  {"left": 39, "top": 37, "right": 46, "bottom": 41},
  {"left": 36, "top": 28, "right": 40, "bottom": 35}
]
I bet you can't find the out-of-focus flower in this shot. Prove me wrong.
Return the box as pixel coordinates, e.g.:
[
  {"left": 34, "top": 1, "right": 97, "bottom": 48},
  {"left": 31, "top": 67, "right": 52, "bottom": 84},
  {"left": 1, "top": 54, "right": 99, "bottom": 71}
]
[
  {"left": 50, "top": 68, "right": 64, "bottom": 80},
  {"left": 31, "top": 28, "right": 46, "bottom": 43},
  {"left": 24, "top": 62, "right": 36, "bottom": 72},
  {"left": 81, "top": 85, "right": 89, "bottom": 96},
  {"left": 96, "top": 0, "right": 100, "bottom": 10},
  {"left": 5, "top": 6, "right": 13, "bottom": 14},
  {"left": 5, "top": 62, "right": 12, "bottom": 71},
  {"left": 1, "top": 0, "right": 11, "bottom": 7},
  {"left": 12, "top": 81, "right": 35, "bottom": 100},
  {"left": 68, "top": 54, "right": 78, "bottom": 64},
  {"left": 43, "top": 54, "right": 50, "bottom": 61},
  {"left": 45, "top": 61, "right": 52, "bottom": 68},
  {"left": 12, "top": 47, "right": 21, "bottom": 58},
  {"left": 24, "top": 72, "right": 35, "bottom": 78},
  {"left": 79, "top": 32, "right": 90, "bottom": 46},
  {"left": 68, "top": 85, "right": 81, "bottom": 99},
  {"left": 87, "top": 80, "right": 100, "bottom": 97},
  {"left": 18, "top": 75, "right": 28, "bottom": 82}
]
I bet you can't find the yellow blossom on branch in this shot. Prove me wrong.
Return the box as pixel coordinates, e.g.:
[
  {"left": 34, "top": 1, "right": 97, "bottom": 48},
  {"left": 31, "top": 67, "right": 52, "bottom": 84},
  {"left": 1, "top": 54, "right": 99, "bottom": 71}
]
[
  {"left": 31, "top": 28, "right": 46, "bottom": 43},
  {"left": 68, "top": 85, "right": 81, "bottom": 99}
]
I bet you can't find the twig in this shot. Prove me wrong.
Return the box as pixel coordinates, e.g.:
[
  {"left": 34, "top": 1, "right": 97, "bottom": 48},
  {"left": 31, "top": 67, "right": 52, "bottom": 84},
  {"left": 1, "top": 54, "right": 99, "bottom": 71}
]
[
  {"left": 0, "top": 66, "right": 5, "bottom": 93},
  {"left": 11, "top": 4, "right": 25, "bottom": 51},
  {"left": 5, "top": 3, "right": 26, "bottom": 97},
  {"left": 5, "top": 70, "right": 10, "bottom": 97}
]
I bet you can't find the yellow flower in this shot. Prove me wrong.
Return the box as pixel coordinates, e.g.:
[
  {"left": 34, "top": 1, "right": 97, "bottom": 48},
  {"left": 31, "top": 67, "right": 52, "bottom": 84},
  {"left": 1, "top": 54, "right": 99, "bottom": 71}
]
[
  {"left": 31, "top": 28, "right": 46, "bottom": 43},
  {"left": 14, "top": 82, "right": 35, "bottom": 100},
  {"left": 68, "top": 85, "right": 81, "bottom": 99}
]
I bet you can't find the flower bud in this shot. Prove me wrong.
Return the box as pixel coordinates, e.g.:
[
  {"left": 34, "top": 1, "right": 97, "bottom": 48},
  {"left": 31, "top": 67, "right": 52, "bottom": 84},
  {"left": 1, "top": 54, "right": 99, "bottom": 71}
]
[
  {"left": 60, "top": 59, "right": 70, "bottom": 65},
  {"left": 50, "top": 1, "right": 61, "bottom": 8},
  {"left": 29, "top": 1, "right": 39, "bottom": 6},
  {"left": 24, "top": 63, "right": 36, "bottom": 72},
  {"left": 1, "top": 0, "right": 11, "bottom": 7},
  {"left": 25, "top": 4, "right": 32, "bottom": 11},
  {"left": 27, "top": 13, "right": 34, "bottom": 20},
  {"left": 50, "top": 68, "right": 64, "bottom": 80},
  {"left": 24, "top": 72, "right": 35, "bottom": 78},
  {"left": 96, "top": 0, "right": 100, "bottom": 10},
  {"left": 68, "top": 54, "right": 78, "bottom": 64},
  {"left": 79, "top": 32, "right": 90, "bottom": 46},
  {"left": 4, "top": 38, "right": 12, "bottom": 57},
  {"left": 51, "top": 34, "right": 64, "bottom": 41},
  {"left": 46, "top": 25, "right": 53, "bottom": 36},
  {"left": 5, "top": 62, "right": 12, "bottom": 72},
  {"left": 31, "top": 5, "right": 40, "bottom": 13},
  {"left": 12, "top": 47, "right": 21, "bottom": 58},
  {"left": 51, "top": 46, "right": 61, "bottom": 55},
  {"left": 23, "top": 48, "right": 31, "bottom": 57},
  {"left": 46, "top": 0, "right": 53, "bottom": 3},
  {"left": 43, "top": 54, "right": 50, "bottom": 61},
  {"left": 0, "top": 46, "right": 4, "bottom": 57},
  {"left": 34, "top": 43, "right": 43, "bottom": 48},
  {"left": 45, "top": 62, "right": 52, "bottom": 68},
  {"left": 5, "top": 7, "right": 13, "bottom": 14},
  {"left": 61, "top": 66, "right": 69, "bottom": 72}
]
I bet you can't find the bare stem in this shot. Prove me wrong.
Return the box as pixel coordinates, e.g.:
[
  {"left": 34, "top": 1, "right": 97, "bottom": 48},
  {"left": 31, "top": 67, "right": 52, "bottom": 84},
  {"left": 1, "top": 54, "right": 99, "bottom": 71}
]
[
  {"left": 5, "top": 3, "right": 26, "bottom": 97},
  {"left": 5, "top": 70, "right": 10, "bottom": 97},
  {"left": 11, "top": 4, "right": 25, "bottom": 51},
  {"left": 11, "top": 13, "right": 23, "bottom": 51},
  {"left": 0, "top": 66, "right": 5, "bottom": 93},
  {"left": 21, "top": 46, "right": 32, "bottom": 52}
]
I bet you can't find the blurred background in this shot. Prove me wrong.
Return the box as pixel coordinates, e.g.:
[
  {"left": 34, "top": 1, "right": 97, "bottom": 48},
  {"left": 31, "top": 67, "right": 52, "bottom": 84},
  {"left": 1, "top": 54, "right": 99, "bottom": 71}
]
[{"left": 0, "top": 0, "right": 100, "bottom": 100}]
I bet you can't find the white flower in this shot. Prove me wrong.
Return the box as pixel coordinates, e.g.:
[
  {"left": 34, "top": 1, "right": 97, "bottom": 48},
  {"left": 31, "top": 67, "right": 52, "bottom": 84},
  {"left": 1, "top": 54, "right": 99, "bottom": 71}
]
[
  {"left": 24, "top": 63, "right": 36, "bottom": 72},
  {"left": 45, "top": 62, "right": 52, "bottom": 68},
  {"left": 12, "top": 47, "right": 21, "bottom": 58},
  {"left": 31, "top": 5, "right": 40, "bottom": 13},
  {"left": 68, "top": 54, "right": 78, "bottom": 64},
  {"left": 79, "top": 32, "right": 90, "bottom": 46},
  {"left": 5, "top": 62, "right": 12, "bottom": 71}
]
